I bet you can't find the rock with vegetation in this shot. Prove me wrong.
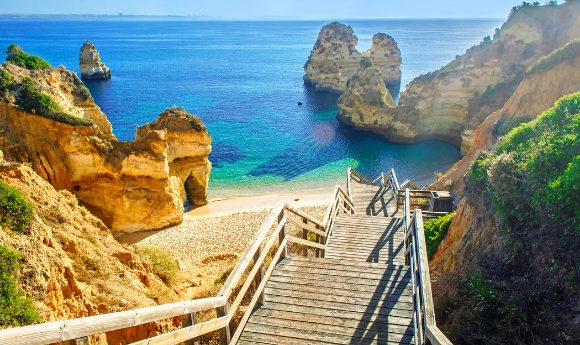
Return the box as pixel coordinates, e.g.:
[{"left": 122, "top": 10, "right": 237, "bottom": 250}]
[
  {"left": 336, "top": 2, "right": 580, "bottom": 151},
  {"left": 0, "top": 47, "right": 212, "bottom": 233},
  {"left": 0, "top": 162, "right": 180, "bottom": 342},
  {"left": 79, "top": 41, "right": 111, "bottom": 80},
  {"left": 304, "top": 22, "right": 401, "bottom": 93},
  {"left": 431, "top": 93, "right": 580, "bottom": 344}
]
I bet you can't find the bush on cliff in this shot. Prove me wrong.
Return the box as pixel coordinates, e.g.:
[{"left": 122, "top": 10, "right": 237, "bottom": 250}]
[
  {"left": 0, "top": 181, "right": 33, "bottom": 234},
  {"left": 15, "top": 77, "right": 92, "bottom": 126},
  {"left": 135, "top": 245, "right": 178, "bottom": 286},
  {"left": 444, "top": 92, "right": 580, "bottom": 344},
  {"left": 424, "top": 211, "right": 455, "bottom": 259},
  {"left": 0, "top": 246, "right": 41, "bottom": 327},
  {"left": 0, "top": 70, "right": 13, "bottom": 92},
  {"left": 5, "top": 44, "right": 50, "bottom": 70}
]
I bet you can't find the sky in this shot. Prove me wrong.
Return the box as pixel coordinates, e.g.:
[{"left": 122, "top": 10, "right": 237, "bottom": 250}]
[{"left": 0, "top": 0, "right": 527, "bottom": 19}]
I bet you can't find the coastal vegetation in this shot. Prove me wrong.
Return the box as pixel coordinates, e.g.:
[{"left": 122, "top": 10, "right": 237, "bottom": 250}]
[
  {"left": 5, "top": 44, "right": 50, "bottom": 70},
  {"left": 135, "top": 245, "right": 179, "bottom": 285},
  {"left": 0, "top": 181, "right": 33, "bottom": 234},
  {"left": 424, "top": 211, "right": 455, "bottom": 259},
  {"left": 527, "top": 38, "right": 580, "bottom": 73},
  {"left": 442, "top": 92, "right": 580, "bottom": 344},
  {"left": 0, "top": 246, "right": 40, "bottom": 327}
]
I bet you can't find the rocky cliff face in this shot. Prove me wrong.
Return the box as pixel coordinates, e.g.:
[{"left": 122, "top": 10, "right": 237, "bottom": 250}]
[
  {"left": 79, "top": 41, "right": 111, "bottom": 80},
  {"left": 304, "top": 22, "right": 401, "bottom": 93},
  {"left": 338, "top": 3, "right": 580, "bottom": 149},
  {"left": 0, "top": 59, "right": 212, "bottom": 234},
  {"left": 0, "top": 162, "right": 179, "bottom": 343}
]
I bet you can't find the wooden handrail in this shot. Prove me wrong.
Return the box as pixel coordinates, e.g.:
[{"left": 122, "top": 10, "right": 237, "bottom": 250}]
[
  {"left": 404, "top": 188, "right": 453, "bottom": 345},
  {"left": 0, "top": 187, "right": 356, "bottom": 345}
]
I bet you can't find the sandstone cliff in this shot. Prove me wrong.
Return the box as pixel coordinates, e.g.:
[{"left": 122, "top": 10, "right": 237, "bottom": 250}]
[
  {"left": 0, "top": 55, "right": 212, "bottom": 234},
  {"left": 337, "top": 3, "right": 580, "bottom": 149},
  {"left": 79, "top": 41, "right": 111, "bottom": 80},
  {"left": 304, "top": 22, "right": 401, "bottom": 93},
  {"left": 0, "top": 162, "right": 180, "bottom": 343}
]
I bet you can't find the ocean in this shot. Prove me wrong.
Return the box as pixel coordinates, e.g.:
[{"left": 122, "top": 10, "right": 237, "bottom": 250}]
[{"left": 0, "top": 18, "right": 502, "bottom": 199}]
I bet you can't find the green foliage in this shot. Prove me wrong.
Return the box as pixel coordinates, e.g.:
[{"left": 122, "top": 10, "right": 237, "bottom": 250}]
[
  {"left": 14, "top": 77, "right": 92, "bottom": 126},
  {"left": 135, "top": 245, "right": 179, "bottom": 285},
  {"left": 496, "top": 115, "right": 534, "bottom": 137},
  {"left": 5, "top": 44, "right": 50, "bottom": 70},
  {"left": 0, "top": 246, "right": 41, "bottom": 327},
  {"left": 0, "top": 181, "right": 33, "bottom": 234},
  {"left": 74, "top": 84, "right": 91, "bottom": 100},
  {"left": 528, "top": 39, "right": 580, "bottom": 73},
  {"left": 546, "top": 0, "right": 559, "bottom": 5},
  {"left": 360, "top": 57, "right": 374, "bottom": 68},
  {"left": 424, "top": 211, "right": 455, "bottom": 259},
  {"left": 0, "top": 70, "right": 13, "bottom": 92},
  {"left": 457, "top": 92, "right": 580, "bottom": 343}
]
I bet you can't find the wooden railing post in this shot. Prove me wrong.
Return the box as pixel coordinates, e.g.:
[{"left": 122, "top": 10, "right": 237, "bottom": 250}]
[
  {"left": 252, "top": 245, "right": 265, "bottom": 305},
  {"left": 182, "top": 312, "right": 200, "bottom": 345},
  {"left": 63, "top": 338, "right": 89, "bottom": 345},
  {"left": 216, "top": 305, "right": 230, "bottom": 345},
  {"left": 302, "top": 218, "right": 308, "bottom": 256},
  {"left": 278, "top": 210, "right": 287, "bottom": 259}
]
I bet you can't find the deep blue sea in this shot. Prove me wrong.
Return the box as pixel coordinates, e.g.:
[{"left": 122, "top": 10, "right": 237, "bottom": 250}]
[{"left": 0, "top": 19, "right": 502, "bottom": 198}]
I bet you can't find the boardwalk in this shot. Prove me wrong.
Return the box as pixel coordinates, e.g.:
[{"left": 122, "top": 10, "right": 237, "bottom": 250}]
[{"left": 239, "top": 179, "right": 414, "bottom": 344}]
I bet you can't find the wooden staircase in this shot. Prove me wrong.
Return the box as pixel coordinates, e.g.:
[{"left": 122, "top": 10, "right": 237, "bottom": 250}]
[
  {"left": 238, "top": 173, "right": 415, "bottom": 344},
  {"left": 0, "top": 168, "right": 453, "bottom": 345}
]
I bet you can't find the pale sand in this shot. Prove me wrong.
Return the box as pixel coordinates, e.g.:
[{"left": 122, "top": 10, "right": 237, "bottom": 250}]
[{"left": 118, "top": 190, "right": 331, "bottom": 299}]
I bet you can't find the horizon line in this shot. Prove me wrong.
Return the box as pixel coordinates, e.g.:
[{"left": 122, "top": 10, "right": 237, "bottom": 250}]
[{"left": 0, "top": 13, "right": 505, "bottom": 21}]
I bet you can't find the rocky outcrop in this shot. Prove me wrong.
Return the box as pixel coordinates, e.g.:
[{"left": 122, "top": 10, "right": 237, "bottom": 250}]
[
  {"left": 337, "top": 59, "right": 398, "bottom": 132},
  {"left": 0, "top": 162, "right": 180, "bottom": 342},
  {"left": 336, "top": 3, "right": 580, "bottom": 148},
  {"left": 79, "top": 41, "right": 111, "bottom": 80},
  {"left": 304, "top": 22, "right": 401, "bottom": 93},
  {"left": 0, "top": 58, "right": 212, "bottom": 234}
]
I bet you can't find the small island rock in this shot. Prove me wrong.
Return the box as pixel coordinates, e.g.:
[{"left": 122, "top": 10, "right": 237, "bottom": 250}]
[{"left": 79, "top": 41, "right": 111, "bottom": 80}]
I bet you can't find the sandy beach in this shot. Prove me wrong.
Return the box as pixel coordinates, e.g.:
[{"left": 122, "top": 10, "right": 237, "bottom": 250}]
[{"left": 118, "top": 189, "right": 331, "bottom": 299}]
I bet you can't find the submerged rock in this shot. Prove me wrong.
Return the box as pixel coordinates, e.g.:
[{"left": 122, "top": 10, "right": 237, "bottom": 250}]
[
  {"left": 79, "top": 41, "right": 111, "bottom": 80},
  {"left": 304, "top": 22, "right": 401, "bottom": 93}
]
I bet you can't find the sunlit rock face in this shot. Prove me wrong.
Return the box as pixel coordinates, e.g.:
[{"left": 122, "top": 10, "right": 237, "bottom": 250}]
[{"left": 79, "top": 41, "right": 111, "bottom": 80}]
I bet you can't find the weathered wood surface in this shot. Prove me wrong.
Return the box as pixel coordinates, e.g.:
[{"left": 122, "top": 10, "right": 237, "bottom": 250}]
[{"left": 240, "top": 257, "right": 414, "bottom": 345}]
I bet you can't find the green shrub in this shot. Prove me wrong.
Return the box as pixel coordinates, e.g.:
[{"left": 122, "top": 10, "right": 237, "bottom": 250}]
[
  {"left": 135, "top": 246, "right": 178, "bottom": 285},
  {"left": 0, "top": 181, "right": 33, "bottom": 234},
  {"left": 528, "top": 39, "right": 580, "bottom": 73},
  {"left": 5, "top": 44, "right": 50, "bottom": 70},
  {"left": 74, "top": 84, "right": 91, "bottom": 100},
  {"left": 14, "top": 77, "right": 92, "bottom": 126},
  {"left": 0, "top": 246, "right": 41, "bottom": 327},
  {"left": 360, "top": 57, "right": 374, "bottom": 68},
  {"left": 0, "top": 70, "right": 13, "bottom": 92},
  {"left": 496, "top": 115, "right": 534, "bottom": 136},
  {"left": 424, "top": 211, "right": 455, "bottom": 259}
]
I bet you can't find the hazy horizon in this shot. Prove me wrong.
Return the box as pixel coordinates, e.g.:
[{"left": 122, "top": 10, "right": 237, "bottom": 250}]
[{"left": 0, "top": 0, "right": 526, "bottom": 19}]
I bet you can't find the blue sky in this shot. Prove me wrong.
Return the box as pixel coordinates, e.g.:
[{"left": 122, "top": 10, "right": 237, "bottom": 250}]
[{"left": 0, "top": 0, "right": 528, "bottom": 19}]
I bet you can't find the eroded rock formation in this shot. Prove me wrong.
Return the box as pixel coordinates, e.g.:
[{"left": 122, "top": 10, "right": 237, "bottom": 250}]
[
  {"left": 304, "top": 22, "right": 401, "bottom": 93},
  {"left": 336, "top": 3, "right": 580, "bottom": 150},
  {"left": 0, "top": 57, "right": 212, "bottom": 234},
  {"left": 0, "top": 162, "right": 180, "bottom": 343},
  {"left": 79, "top": 41, "right": 111, "bottom": 80}
]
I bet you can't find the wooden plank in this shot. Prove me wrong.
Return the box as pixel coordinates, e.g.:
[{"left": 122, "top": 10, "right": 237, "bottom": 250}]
[
  {"left": 277, "top": 258, "right": 407, "bottom": 275},
  {"left": 286, "top": 235, "right": 326, "bottom": 250},
  {"left": 265, "top": 282, "right": 413, "bottom": 302},
  {"left": 242, "top": 322, "right": 414, "bottom": 345},
  {"left": 246, "top": 315, "right": 413, "bottom": 338},
  {"left": 253, "top": 306, "right": 413, "bottom": 329},
  {"left": 323, "top": 254, "right": 406, "bottom": 265},
  {"left": 274, "top": 264, "right": 410, "bottom": 282},
  {"left": 286, "top": 216, "right": 326, "bottom": 238},
  {"left": 229, "top": 237, "right": 288, "bottom": 345},
  {"left": 128, "top": 316, "right": 228, "bottom": 345},
  {"left": 218, "top": 202, "right": 285, "bottom": 300},
  {"left": 426, "top": 324, "right": 454, "bottom": 345},
  {"left": 0, "top": 296, "right": 224, "bottom": 345},
  {"left": 239, "top": 332, "right": 415, "bottom": 345},
  {"left": 265, "top": 288, "right": 413, "bottom": 311}
]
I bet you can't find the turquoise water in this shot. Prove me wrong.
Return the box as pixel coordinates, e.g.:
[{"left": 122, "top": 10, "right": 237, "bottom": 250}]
[{"left": 0, "top": 19, "right": 502, "bottom": 198}]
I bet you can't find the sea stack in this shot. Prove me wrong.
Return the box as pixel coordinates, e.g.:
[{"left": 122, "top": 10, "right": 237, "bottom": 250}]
[
  {"left": 79, "top": 41, "right": 111, "bottom": 80},
  {"left": 303, "top": 22, "right": 402, "bottom": 93}
]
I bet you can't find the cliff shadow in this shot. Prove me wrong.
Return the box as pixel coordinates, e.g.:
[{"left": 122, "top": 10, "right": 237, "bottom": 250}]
[{"left": 385, "top": 79, "right": 401, "bottom": 105}]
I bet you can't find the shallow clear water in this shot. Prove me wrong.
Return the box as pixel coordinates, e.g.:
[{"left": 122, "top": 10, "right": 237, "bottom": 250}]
[{"left": 0, "top": 19, "right": 501, "bottom": 198}]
